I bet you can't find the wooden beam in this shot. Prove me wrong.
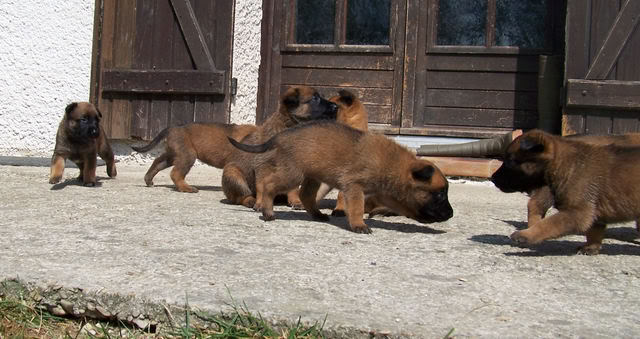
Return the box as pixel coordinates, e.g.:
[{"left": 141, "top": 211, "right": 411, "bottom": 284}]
[
  {"left": 169, "top": 0, "right": 216, "bottom": 71},
  {"left": 101, "top": 70, "right": 225, "bottom": 94},
  {"left": 585, "top": 0, "right": 640, "bottom": 80},
  {"left": 566, "top": 79, "right": 640, "bottom": 109}
]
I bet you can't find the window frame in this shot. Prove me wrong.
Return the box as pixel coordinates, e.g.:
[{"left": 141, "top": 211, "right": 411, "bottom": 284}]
[
  {"left": 281, "top": 0, "right": 397, "bottom": 54},
  {"left": 427, "top": 0, "right": 556, "bottom": 55}
]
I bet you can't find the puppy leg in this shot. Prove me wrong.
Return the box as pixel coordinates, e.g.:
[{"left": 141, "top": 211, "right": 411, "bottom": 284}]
[
  {"left": 578, "top": 222, "right": 606, "bottom": 255},
  {"left": 259, "top": 178, "right": 277, "bottom": 221},
  {"left": 144, "top": 152, "right": 172, "bottom": 187},
  {"left": 74, "top": 161, "right": 85, "bottom": 181},
  {"left": 511, "top": 209, "right": 593, "bottom": 245},
  {"left": 527, "top": 186, "right": 554, "bottom": 227},
  {"left": 82, "top": 155, "right": 97, "bottom": 187},
  {"left": 299, "top": 178, "right": 329, "bottom": 221},
  {"left": 49, "top": 154, "right": 65, "bottom": 184},
  {"left": 315, "top": 183, "right": 333, "bottom": 201},
  {"left": 169, "top": 151, "right": 198, "bottom": 193},
  {"left": 331, "top": 191, "right": 347, "bottom": 217},
  {"left": 222, "top": 164, "right": 255, "bottom": 208},
  {"left": 286, "top": 189, "right": 304, "bottom": 210},
  {"left": 342, "top": 186, "right": 371, "bottom": 234},
  {"left": 98, "top": 139, "right": 117, "bottom": 178}
]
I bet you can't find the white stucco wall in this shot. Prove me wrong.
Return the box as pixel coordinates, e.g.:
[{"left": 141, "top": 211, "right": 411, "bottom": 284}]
[
  {"left": 230, "top": 0, "right": 262, "bottom": 125},
  {"left": 0, "top": 0, "right": 96, "bottom": 157},
  {"left": 0, "top": 0, "right": 262, "bottom": 160}
]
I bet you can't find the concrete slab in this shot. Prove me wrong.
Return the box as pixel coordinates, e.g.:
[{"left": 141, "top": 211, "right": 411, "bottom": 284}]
[{"left": 1, "top": 164, "right": 639, "bottom": 337}]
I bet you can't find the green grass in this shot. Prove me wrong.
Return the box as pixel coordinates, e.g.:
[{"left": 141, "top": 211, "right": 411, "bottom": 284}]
[{"left": 0, "top": 292, "right": 327, "bottom": 338}]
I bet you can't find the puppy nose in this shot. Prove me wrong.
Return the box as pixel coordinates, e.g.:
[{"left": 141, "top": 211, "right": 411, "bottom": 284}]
[
  {"left": 89, "top": 127, "right": 99, "bottom": 137},
  {"left": 329, "top": 102, "right": 338, "bottom": 114}
]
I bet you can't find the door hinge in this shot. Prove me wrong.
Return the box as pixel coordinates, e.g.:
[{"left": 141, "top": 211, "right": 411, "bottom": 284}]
[{"left": 231, "top": 77, "right": 238, "bottom": 96}]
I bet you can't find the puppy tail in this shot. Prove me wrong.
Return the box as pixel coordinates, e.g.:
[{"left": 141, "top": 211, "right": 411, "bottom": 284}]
[
  {"left": 227, "top": 137, "right": 274, "bottom": 153},
  {"left": 131, "top": 128, "right": 170, "bottom": 153}
]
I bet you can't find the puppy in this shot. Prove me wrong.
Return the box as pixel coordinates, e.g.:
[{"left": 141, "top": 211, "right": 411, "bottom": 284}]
[
  {"left": 221, "top": 86, "right": 338, "bottom": 208},
  {"left": 49, "top": 102, "right": 117, "bottom": 186},
  {"left": 525, "top": 133, "right": 640, "bottom": 229},
  {"left": 132, "top": 123, "right": 257, "bottom": 193},
  {"left": 315, "top": 90, "right": 371, "bottom": 215},
  {"left": 491, "top": 129, "right": 640, "bottom": 254},
  {"left": 228, "top": 121, "right": 453, "bottom": 234},
  {"left": 132, "top": 86, "right": 337, "bottom": 198}
]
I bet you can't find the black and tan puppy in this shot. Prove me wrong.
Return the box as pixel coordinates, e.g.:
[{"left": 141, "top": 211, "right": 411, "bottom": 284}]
[
  {"left": 228, "top": 121, "right": 453, "bottom": 233},
  {"left": 491, "top": 129, "right": 640, "bottom": 254},
  {"left": 132, "top": 86, "right": 337, "bottom": 197},
  {"left": 525, "top": 133, "right": 640, "bottom": 229},
  {"left": 221, "top": 86, "right": 338, "bottom": 208},
  {"left": 49, "top": 102, "right": 117, "bottom": 186}
]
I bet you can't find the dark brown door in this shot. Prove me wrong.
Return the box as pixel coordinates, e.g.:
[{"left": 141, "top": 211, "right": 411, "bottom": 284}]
[
  {"left": 259, "top": 0, "right": 565, "bottom": 138},
  {"left": 258, "top": 0, "right": 407, "bottom": 134},
  {"left": 563, "top": 0, "right": 640, "bottom": 135},
  {"left": 406, "top": 0, "right": 565, "bottom": 138},
  {"left": 90, "top": 0, "right": 235, "bottom": 140}
]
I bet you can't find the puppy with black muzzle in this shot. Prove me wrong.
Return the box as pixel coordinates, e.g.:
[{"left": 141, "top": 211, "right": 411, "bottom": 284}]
[
  {"left": 49, "top": 102, "right": 117, "bottom": 186},
  {"left": 229, "top": 121, "right": 453, "bottom": 234},
  {"left": 491, "top": 129, "right": 640, "bottom": 254}
]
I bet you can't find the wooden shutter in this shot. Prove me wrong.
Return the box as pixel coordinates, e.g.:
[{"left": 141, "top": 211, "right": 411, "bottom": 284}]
[
  {"left": 563, "top": 0, "right": 640, "bottom": 135},
  {"left": 90, "top": 0, "right": 235, "bottom": 140}
]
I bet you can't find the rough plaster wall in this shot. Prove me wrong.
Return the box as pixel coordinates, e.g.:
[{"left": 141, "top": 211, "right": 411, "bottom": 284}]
[
  {"left": 230, "top": 0, "right": 262, "bottom": 125},
  {"left": 0, "top": 0, "right": 95, "bottom": 157}
]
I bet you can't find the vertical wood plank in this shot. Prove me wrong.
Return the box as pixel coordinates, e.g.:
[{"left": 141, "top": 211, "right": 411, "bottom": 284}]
[
  {"left": 587, "top": 0, "right": 622, "bottom": 80},
  {"left": 98, "top": 0, "right": 116, "bottom": 137},
  {"left": 110, "top": 0, "right": 136, "bottom": 139},
  {"left": 257, "top": 0, "right": 277, "bottom": 123},
  {"left": 401, "top": 0, "right": 420, "bottom": 129},
  {"left": 170, "top": 0, "right": 195, "bottom": 127},
  {"left": 390, "top": 0, "right": 406, "bottom": 129},
  {"left": 131, "top": 0, "right": 155, "bottom": 139},
  {"left": 148, "top": 0, "right": 175, "bottom": 138},
  {"left": 562, "top": 0, "right": 592, "bottom": 135}
]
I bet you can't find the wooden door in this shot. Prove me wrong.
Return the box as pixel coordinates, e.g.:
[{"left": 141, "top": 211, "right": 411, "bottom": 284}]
[
  {"left": 405, "top": 0, "right": 565, "bottom": 138},
  {"left": 563, "top": 0, "right": 640, "bottom": 135},
  {"left": 258, "top": 0, "right": 407, "bottom": 134},
  {"left": 259, "top": 0, "right": 565, "bottom": 138},
  {"left": 90, "top": 0, "right": 235, "bottom": 140}
]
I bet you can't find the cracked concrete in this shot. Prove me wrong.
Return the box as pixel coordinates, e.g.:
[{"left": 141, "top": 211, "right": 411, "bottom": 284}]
[{"left": 1, "top": 163, "right": 640, "bottom": 338}]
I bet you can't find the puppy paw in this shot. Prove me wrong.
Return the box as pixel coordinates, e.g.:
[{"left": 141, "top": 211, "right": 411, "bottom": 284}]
[
  {"left": 577, "top": 244, "right": 601, "bottom": 255},
  {"left": 177, "top": 186, "right": 198, "bottom": 193},
  {"left": 107, "top": 166, "right": 117, "bottom": 178},
  {"left": 253, "top": 202, "right": 263, "bottom": 212},
  {"left": 311, "top": 212, "right": 330, "bottom": 222},
  {"left": 288, "top": 202, "right": 304, "bottom": 210},
  {"left": 510, "top": 230, "right": 533, "bottom": 247},
  {"left": 241, "top": 197, "right": 256, "bottom": 209},
  {"left": 351, "top": 224, "right": 372, "bottom": 234},
  {"left": 49, "top": 176, "right": 62, "bottom": 184},
  {"left": 262, "top": 212, "right": 275, "bottom": 221},
  {"left": 331, "top": 209, "right": 346, "bottom": 217}
]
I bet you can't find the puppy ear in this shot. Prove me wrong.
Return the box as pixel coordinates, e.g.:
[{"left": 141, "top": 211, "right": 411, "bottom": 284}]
[
  {"left": 65, "top": 102, "right": 78, "bottom": 117},
  {"left": 412, "top": 165, "right": 435, "bottom": 182},
  {"left": 520, "top": 136, "right": 545, "bottom": 153},
  {"left": 337, "top": 90, "right": 355, "bottom": 106},
  {"left": 96, "top": 108, "right": 103, "bottom": 119},
  {"left": 283, "top": 88, "right": 300, "bottom": 111}
]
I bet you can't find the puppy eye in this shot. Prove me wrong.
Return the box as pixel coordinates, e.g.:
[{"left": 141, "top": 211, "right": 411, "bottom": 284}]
[{"left": 80, "top": 118, "right": 88, "bottom": 123}]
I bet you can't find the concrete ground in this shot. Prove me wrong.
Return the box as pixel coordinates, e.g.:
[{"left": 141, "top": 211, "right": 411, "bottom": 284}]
[{"left": 1, "top": 162, "right": 640, "bottom": 338}]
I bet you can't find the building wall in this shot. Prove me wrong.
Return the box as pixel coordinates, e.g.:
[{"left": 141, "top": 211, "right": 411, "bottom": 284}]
[{"left": 0, "top": 0, "right": 262, "bottom": 161}]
